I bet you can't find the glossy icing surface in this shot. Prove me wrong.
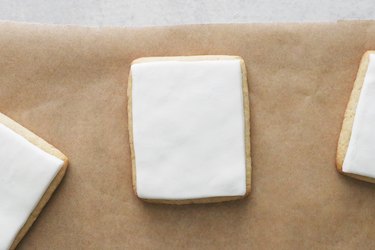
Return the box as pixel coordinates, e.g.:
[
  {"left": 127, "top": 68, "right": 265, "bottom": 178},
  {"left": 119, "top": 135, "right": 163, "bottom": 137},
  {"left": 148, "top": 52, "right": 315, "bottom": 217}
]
[
  {"left": 131, "top": 59, "right": 247, "bottom": 200},
  {"left": 343, "top": 54, "right": 375, "bottom": 178},
  {"left": 0, "top": 124, "right": 63, "bottom": 250}
]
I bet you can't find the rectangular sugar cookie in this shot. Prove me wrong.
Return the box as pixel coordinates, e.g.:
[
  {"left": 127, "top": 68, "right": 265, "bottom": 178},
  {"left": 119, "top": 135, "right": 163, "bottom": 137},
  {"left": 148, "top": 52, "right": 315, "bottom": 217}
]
[
  {"left": 337, "top": 51, "right": 375, "bottom": 183},
  {"left": 0, "top": 113, "right": 68, "bottom": 250},
  {"left": 128, "top": 55, "right": 251, "bottom": 204}
]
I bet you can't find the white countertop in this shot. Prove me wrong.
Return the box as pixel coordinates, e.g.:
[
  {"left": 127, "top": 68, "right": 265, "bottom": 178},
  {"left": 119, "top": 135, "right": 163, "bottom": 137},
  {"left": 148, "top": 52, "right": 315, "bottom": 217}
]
[{"left": 0, "top": 0, "right": 373, "bottom": 26}]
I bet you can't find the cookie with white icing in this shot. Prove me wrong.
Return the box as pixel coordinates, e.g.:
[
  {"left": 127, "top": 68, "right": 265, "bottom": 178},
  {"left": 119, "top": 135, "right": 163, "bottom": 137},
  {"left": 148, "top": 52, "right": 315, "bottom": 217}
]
[
  {"left": 337, "top": 51, "right": 375, "bottom": 183},
  {"left": 128, "top": 56, "right": 251, "bottom": 204},
  {"left": 0, "top": 113, "right": 68, "bottom": 250}
]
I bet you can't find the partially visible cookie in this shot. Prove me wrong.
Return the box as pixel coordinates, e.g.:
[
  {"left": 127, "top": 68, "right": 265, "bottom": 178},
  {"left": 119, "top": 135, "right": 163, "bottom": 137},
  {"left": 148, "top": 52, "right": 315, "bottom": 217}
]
[
  {"left": 128, "top": 56, "right": 251, "bottom": 204},
  {"left": 0, "top": 113, "right": 68, "bottom": 250},
  {"left": 337, "top": 51, "right": 375, "bottom": 183}
]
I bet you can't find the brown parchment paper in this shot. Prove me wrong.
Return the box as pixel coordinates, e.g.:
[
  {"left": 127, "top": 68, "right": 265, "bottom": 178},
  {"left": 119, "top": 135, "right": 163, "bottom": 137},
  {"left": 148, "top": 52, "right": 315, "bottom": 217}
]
[{"left": 1, "top": 21, "right": 375, "bottom": 250}]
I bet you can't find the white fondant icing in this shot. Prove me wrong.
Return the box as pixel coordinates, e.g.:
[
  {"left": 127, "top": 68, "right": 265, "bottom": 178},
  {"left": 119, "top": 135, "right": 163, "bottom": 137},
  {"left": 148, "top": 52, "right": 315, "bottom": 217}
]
[
  {"left": 131, "top": 59, "right": 247, "bottom": 200},
  {"left": 0, "top": 124, "right": 63, "bottom": 250},
  {"left": 343, "top": 54, "right": 375, "bottom": 178}
]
